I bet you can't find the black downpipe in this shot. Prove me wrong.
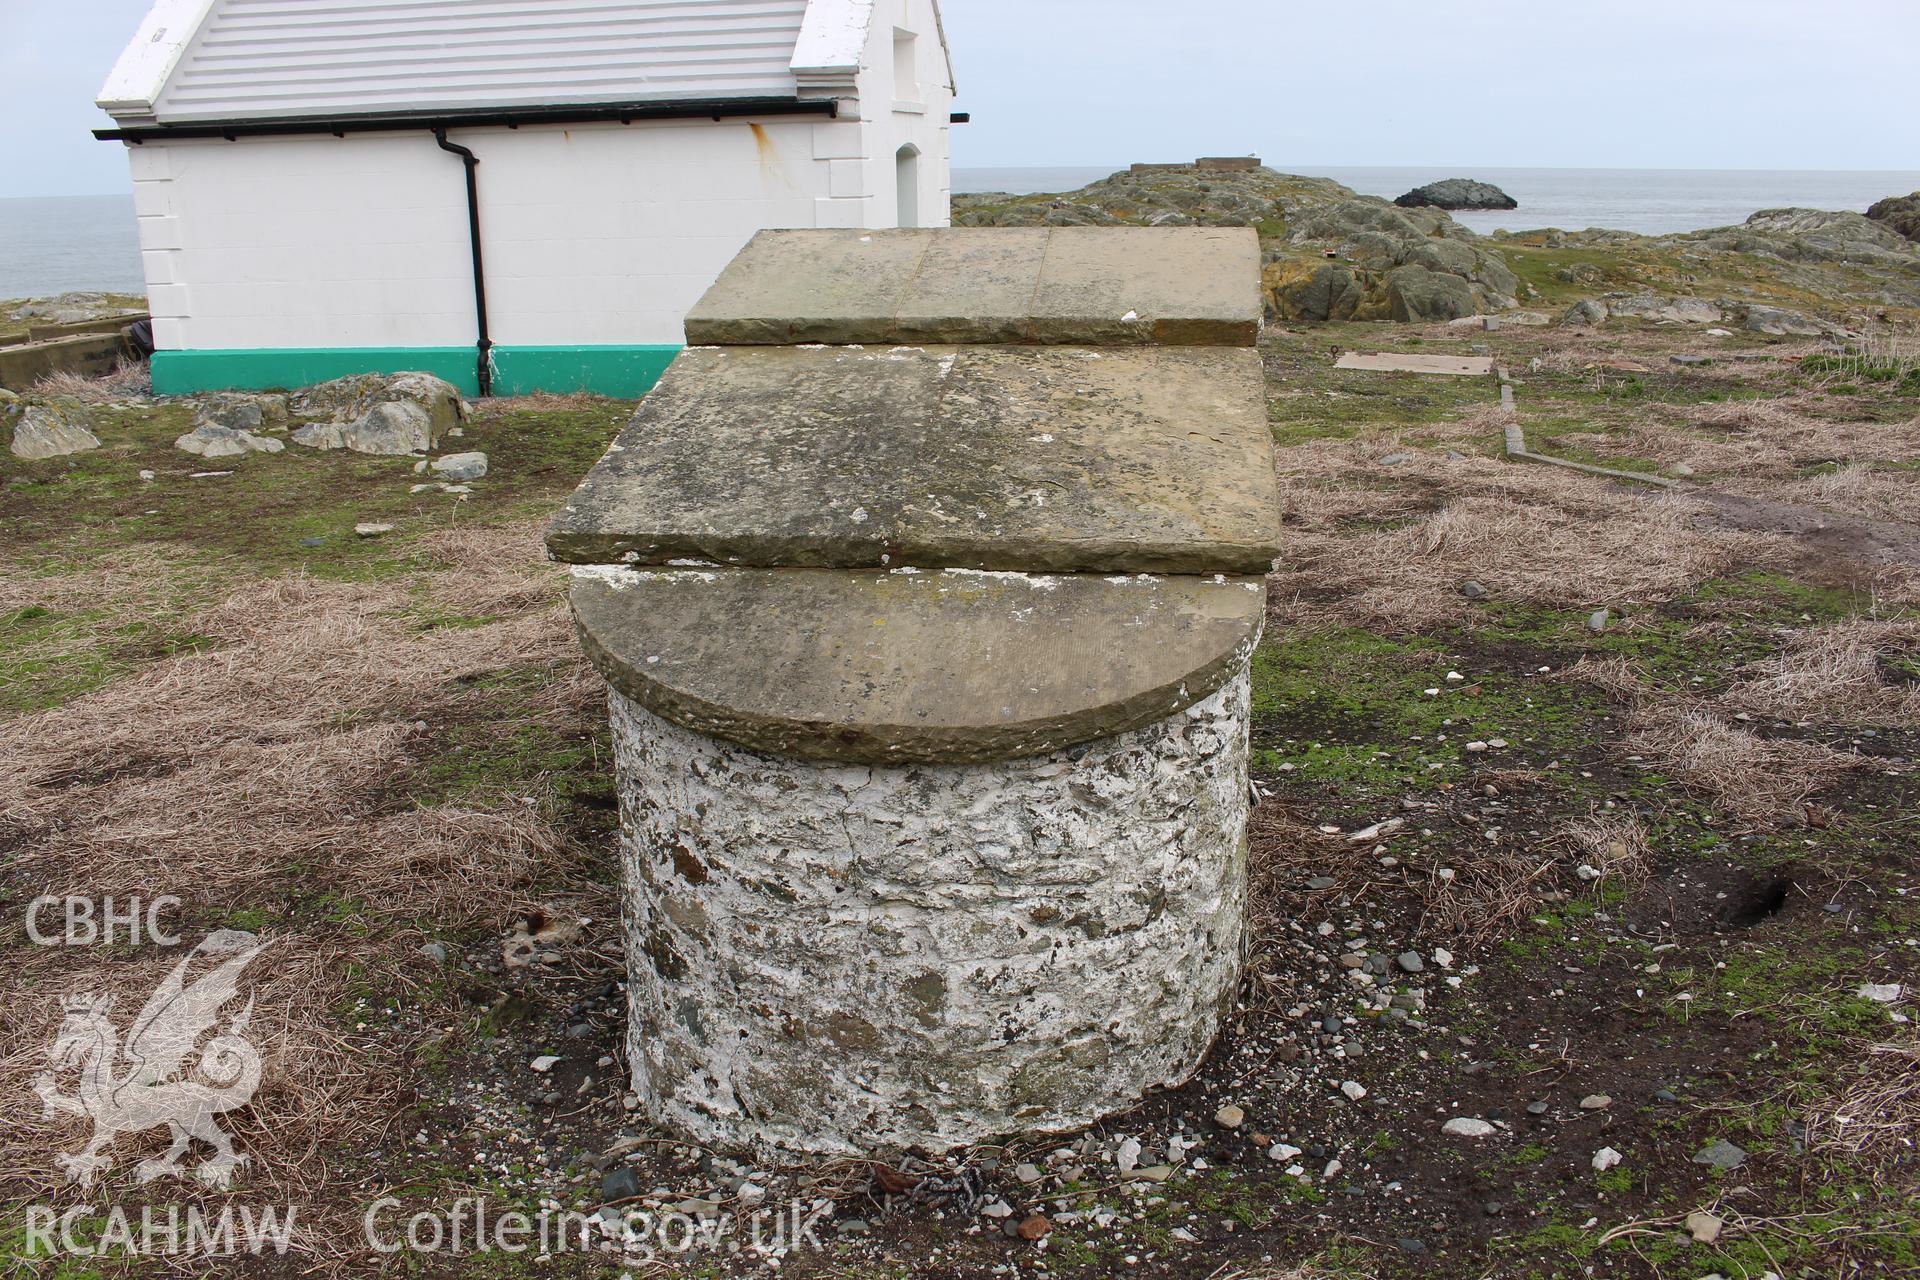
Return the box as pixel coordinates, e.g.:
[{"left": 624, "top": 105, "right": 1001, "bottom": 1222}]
[{"left": 434, "top": 128, "right": 492, "bottom": 399}]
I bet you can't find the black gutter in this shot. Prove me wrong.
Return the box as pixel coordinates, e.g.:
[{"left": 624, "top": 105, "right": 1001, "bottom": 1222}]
[
  {"left": 94, "top": 96, "right": 836, "bottom": 143},
  {"left": 433, "top": 129, "right": 492, "bottom": 399}
]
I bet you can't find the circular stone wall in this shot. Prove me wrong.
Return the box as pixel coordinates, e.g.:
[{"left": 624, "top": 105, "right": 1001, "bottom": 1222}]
[{"left": 611, "top": 669, "right": 1252, "bottom": 1156}]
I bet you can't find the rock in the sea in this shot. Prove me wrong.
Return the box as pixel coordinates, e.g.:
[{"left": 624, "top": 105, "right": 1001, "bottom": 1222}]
[
  {"left": 1395, "top": 179, "right": 1518, "bottom": 211},
  {"left": 1867, "top": 191, "right": 1920, "bottom": 242},
  {"left": 175, "top": 424, "right": 284, "bottom": 458},
  {"left": 9, "top": 402, "right": 101, "bottom": 460},
  {"left": 430, "top": 450, "right": 489, "bottom": 482},
  {"left": 1562, "top": 298, "right": 1609, "bottom": 327},
  {"left": 1386, "top": 265, "right": 1477, "bottom": 322}
]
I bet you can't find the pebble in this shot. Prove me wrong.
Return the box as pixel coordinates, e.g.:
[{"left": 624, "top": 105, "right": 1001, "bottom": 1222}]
[
  {"left": 530, "top": 1055, "right": 560, "bottom": 1073},
  {"left": 1460, "top": 580, "right": 1488, "bottom": 599},
  {"left": 1686, "top": 1211, "right": 1724, "bottom": 1244},
  {"left": 1378, "top": 452, "right": 1415, "bottom": 466},
  {"left": 1587, "top": 609, "right": 1611, "bottom": 633},
  {"left": 417, "top": 941, "right": 449, "bottom": 965},
  {"left": 1214, "top": 1104, "right": 1246, "bottom": 1129},
  {"left": 1858, "top": 983, "right": 1903, "bottom": 1003},
  {"left": 1014, "top": 1162, "right": 1043, "bottom": 1185},
  {"left": 1442, "top": 1118, "right": 1495, "bottom": 1138},
  {"left": 982, "top": 1199, "right": 1013, "bottom": 1219},
  {"left": 354, "top": 522, "right": 394, "bottom": 538},
  {"left": 1268, "top": 1143, "right": 1303, "bottom": 1163},
  {"left": 1591, "top": 1147, "right": 1623, "bottom": 1172},
  {"left": 1397, "top": 952, "right": 1425, "bottom": 974},
  {"left": 1670, "top": 461, "right": 1696, "bottom": 477},
  {"left": 1526, "top": 1100, "right": 1550, "bottom": 1116},
  {"left": 1340, "top": 1081, "right": 1368, "bottom": 1101},
  {"left": 1307, "top": 876, "right": 1337, "bottom": 890},
  {"left": 599, "top": 1167, "right": 641, "bottom": 1203},
  {"left": 1579, "top": 1094, "right": 1612, "bottom": 1110},
  {"left": 1693, "top": 1139, "right": 1747, "bottom": 1170}
]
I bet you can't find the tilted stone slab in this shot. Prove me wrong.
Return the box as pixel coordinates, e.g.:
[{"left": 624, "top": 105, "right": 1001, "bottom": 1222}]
[
  {"left": 684, "top": 226, "right": 1262, "bottom": 347},
  {"left": 1335, "top": 351, "right": 1496, "bottom": 376},
  {"left": 544, "top": 344, "right": 1283, "bottom": 576},
  {"left": 571, "top": 564, "right": 1266, "bottom": 764}
]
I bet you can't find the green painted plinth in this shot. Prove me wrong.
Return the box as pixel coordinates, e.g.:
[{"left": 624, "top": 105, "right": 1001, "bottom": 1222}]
[{"left": 151, "top": 345, "right": 681, "bottom": 399}]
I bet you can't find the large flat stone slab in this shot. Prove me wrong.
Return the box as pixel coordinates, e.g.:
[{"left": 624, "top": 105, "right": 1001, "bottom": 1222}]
[
  {"left": 572, "top": 564, "right": 1266, "bottom": 764},
  {"left": 684, "top": 227, "right": 1262, "bottom": 347},
  {"left": 1335, "top": 352, "right": 1496, "bottom": 376},
  {"left": 545, "top": 344, "right": 1283, "bottom": 576}
]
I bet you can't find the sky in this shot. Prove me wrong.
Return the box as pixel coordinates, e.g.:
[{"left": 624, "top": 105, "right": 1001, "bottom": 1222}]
[{"left": 3, "top": 0, "right": 1917, "bottom": 197}]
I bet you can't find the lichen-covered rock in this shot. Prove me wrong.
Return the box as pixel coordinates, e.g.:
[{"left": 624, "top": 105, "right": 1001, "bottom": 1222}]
[
  {"left": 1386, "top": 266, "right": 1477, "bottom": 322},
  {"left": 1562, "top": 298, "right": 1610, "bottom": 328},
  {"left": 1606, "top": 295, "right": 1722, "bottom": 324},
  {"left": 1395, "top": 178, "right": 1518, "bottom": 211},
  {"left": 292, "top": 399, "right": 439, "bottom": 455},
  {"left": 174, "top": 423, "right": 284, "bottom": 458},
  {"left": 1264, "top": 259, "right": 1364, "bottom": 322},
  {"left": 612, "top": 673, "right": 1254, "bottom": 1156},
  {"left": 430, "top": 451, "right": 489, "bottom": 482},
  {"left": 192, "top": 392, "right": 289, "bottom": 434},
  {"left": 289, "top": 371, "right": 466, "bottom": 448},
  {"left": 8, "top": 401, "right": 100, "bottom": 460},
  {"left": 1739, "top": 304, "right": 1840, "bottom": 337}
]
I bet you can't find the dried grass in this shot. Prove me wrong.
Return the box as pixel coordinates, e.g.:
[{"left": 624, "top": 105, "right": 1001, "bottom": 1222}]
[
  {"left": 1723, "top": 619, "right": 1920, "bottom": 728},
  {"left": 1624, "top": 707, "right": 1860, "bottom": 827},
  {"left": 1805, "top": 1035, "right": 1920, "bottom": 1175},
  {"left": 28, "top": 358, "right": 152, "bottom": 403},
  {"left": 1560, "top": 813, "right": 1654, "bottom": 892},
  {"left": 0, "top": 521, "right": 602, "bottom": 1221},
  {"left": 1674, "top": 399, "right": 1920, "bottom": 478},
  {"left": 1789, "top": 464, "right": 1920, "bottom": 525},
  {"left": 1270, "top": 436, "right": 1783, "bottom": 631}
]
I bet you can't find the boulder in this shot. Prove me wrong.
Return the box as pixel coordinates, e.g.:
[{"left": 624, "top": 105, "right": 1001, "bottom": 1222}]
[
  {"left": 1395, "top": 179, "right": 1518, "bottom": 211},
  {"left": 1689, "top": 208, "right": 1920, "bottom": 273},
  {"left": 1386, "top": 266, "right": 1476, "bottom": 322},
  {"left": 1265, "top": 260, "right": 1364, "bottom": 322},
  {"left": 1740, "top": 304, "right": 1832, "bottom": 337},
  {"left": 175, "top": 424, "right": 285, "bottom": 458},
  {"left": 9, "top": 402, "right": 101, "bottom": 460},
  {"left": 431, "top": 451, "right": 490, "bottom": 482},
  {"left": 1866, "top": 191, "right": 1920, "bottom": 242},
  {"left": 192, "top": 392, "right": 289, "bottom": 434},
  {"left": 1607, "top": 295, "right": 1722, "bottom": 324},
  {"left": 290, "top": 371, "right": 465, "bottom": 446},
  {"left": 1562, "top": 299, "right": 1609, "bottom": 327}
]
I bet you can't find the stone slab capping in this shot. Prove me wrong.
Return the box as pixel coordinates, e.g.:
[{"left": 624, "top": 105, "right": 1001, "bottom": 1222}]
[{"left": 547, "top": 226, "right": 1282, "bottom": 1157}]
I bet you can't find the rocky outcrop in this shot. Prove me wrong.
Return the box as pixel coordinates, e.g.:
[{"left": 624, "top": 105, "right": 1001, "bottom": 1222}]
[
  {"left": 1683, "top": 208, "right": 1920, "bottom": 274},
  {"left": 1386, "top": 266, "right": 1477, "bottom": 322},
  {"left": 955, "top": 167, "right": 1518, "bottom": 324},
  {"left": 1606, "top": 295, "right": 1723, "bottom": 324},
  {"left": 9, "top": 401, "right": 100, "bottom": 460},
  {"left": 1866, "top": 192, "right": 1920, "bottom": 243},
  {"left": 1394, "top": 179, "right": 1518, "bottom": 211},
  {"left": 289, "top": 372, "right": 465, "bottom": 456}
]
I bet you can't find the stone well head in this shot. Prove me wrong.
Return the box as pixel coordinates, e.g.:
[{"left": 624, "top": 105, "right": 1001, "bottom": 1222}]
[{"left": 546, "top": 226, "right": 1282, "bottom": 1157}]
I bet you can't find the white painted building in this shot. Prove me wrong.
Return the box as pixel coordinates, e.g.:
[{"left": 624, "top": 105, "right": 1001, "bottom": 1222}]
[{"left": 96, "top": 0, "right": 957, "bottom": 397}]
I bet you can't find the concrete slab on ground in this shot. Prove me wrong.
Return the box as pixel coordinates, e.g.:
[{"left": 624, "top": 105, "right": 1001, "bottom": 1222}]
[
  {"left": 1335, "top": 352, "right": 1496, "bottom": 376},
  {"left": 684, "top": 227, "right": 1261, "bottom": 347},
  {"left": 571, "top": 564, "right": 1266, "bottom": 763},
  {"left": 545, "top": 344, "right": 1283, "bottom": 575}
]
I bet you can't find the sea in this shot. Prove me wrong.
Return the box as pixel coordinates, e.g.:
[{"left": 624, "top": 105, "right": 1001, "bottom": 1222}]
[{"left": 5, "top": 168, "right": 1919, "bottom": 300}]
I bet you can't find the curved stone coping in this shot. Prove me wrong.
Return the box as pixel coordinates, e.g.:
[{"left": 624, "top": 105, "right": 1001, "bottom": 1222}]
[{"left": 570, "top": 564, "right": 1266, "bottom": 765}]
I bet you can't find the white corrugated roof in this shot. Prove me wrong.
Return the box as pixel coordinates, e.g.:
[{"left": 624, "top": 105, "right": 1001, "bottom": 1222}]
[{"left": 99, "top": 0, "right": 878, "bottom": 124}]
